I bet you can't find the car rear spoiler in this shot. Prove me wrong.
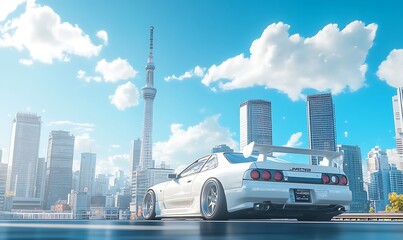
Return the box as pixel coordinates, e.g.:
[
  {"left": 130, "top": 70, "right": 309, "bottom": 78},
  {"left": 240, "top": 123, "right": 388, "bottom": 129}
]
[{"left": 242, "top": 141, "right": 343, "bottom": 167}]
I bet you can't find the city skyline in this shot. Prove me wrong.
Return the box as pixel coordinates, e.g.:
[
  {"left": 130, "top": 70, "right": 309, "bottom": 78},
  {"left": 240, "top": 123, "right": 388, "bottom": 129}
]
[{"left": 2, "top": 1, "right": 403, "bottom": 175}]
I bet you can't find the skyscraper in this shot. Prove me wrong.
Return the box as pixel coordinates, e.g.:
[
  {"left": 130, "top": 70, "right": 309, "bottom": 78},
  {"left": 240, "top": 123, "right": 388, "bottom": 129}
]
[
  {"left": 7, "top": 113, "right": 41, "bottom": 199},
  {"left": 366, "top": 146, "right": 389, "bottom": 174},
  {"left": 389, "top": 165, "right": 403, "bottom": 194},
  {"left": 392, "top": 87, "right": 403, "bottom": 169},
  {"left": 139, "top": 26, "right": 156, "bottom": 170},
  {"left": 0, "top": 163, "right": 7, "bottom": 210},
  {"left": 79, "top": 153, "right": 96, "bottom": 196},
  {"left": 44, "top": 130, "right": 75, "bottom": 209},
  {"left": 240, "top": 100, "right": 272, "bottom": 151},
  {"left": 131, "top": 139, "right": 141, "bottom": 174},
  {"left": 0, "top": 149, "right": 2, "bottom": 162},
  {"left": 337, "top": 145, "right": 368, "bottom": 212},
  {"left": 307, "top": 93, "right": 336, "bottom": 165},
  {"left": 35, "top": 157, "right": 46, "bottom": 200}
]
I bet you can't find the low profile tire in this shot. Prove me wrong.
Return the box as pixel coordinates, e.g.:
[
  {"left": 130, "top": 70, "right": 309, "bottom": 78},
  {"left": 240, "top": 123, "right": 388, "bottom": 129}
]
[
  {"left": 142, "top": 190, "right": 157, "bottom": 220},
  {"left": 200, "top": 178, "right": 228, "bottom": 220}
]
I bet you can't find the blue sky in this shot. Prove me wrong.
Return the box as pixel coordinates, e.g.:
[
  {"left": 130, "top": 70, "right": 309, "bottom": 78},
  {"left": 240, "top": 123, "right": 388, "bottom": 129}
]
[{"left": 1, "top": 0, "right": 403, "bottom": 174}]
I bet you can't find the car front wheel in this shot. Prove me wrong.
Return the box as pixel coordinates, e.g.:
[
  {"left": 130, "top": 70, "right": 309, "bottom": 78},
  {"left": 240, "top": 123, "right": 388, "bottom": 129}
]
[
  {"left": 142, "top": 190, "right": 157, "bottom": 220},
  {"left": 200, "top": 178, "right": 227, "bottom": 220}
]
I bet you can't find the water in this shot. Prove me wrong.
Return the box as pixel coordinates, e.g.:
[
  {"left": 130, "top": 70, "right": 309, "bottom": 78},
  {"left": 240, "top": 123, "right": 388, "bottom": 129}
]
[{"left": 0, "top": 220, "right": 402, "bottom": 240}]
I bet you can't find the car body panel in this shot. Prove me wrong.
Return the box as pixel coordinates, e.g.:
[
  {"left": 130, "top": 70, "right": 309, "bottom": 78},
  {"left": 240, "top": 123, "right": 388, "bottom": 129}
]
[{"left": 145, "top": 143, "right": 352, "bottom": 220}]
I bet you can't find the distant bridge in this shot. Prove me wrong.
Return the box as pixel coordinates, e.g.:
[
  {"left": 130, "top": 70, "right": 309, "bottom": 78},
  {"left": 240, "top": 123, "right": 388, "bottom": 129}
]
[{"left": 333, "top": 213, "right": 403, "bottom": 221}]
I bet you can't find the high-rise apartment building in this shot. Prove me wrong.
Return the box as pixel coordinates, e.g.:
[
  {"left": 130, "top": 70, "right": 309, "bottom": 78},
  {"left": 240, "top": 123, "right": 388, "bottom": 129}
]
[
  {"left": 240, "top": 100, "right": 272, "bottom": 151},
  {"left": 44, "top": 131, "right": 75, "bottom": 209},
  {"left": 392, "top": 87, "right": 403, "bottom": 169},
  {"left": 307, "top": 93, "right": 336, "bottom": 165},
  {"left": 367, "top": 146, "right": 389, "bottom": 174},
  {"left": 7, "top": 113, "right": 41, "bottom": 199},
  {"left": 79, "top": 153, "right": 96, "bottom": 196},
  {"left": 0, "top": 149, "right": 2, "bottom": 162},
  {"left": 337, "top": 145, "right": 368, "bottom": 212}
]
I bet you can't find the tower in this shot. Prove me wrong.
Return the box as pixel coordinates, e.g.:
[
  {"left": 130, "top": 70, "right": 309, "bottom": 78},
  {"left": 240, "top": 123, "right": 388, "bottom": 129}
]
[
  {"left": 44, "top": 130, "right": 75, "bottom": 209},
  {"left": 139, "top": 26, "right": 157, "bottom": 170},
  {"left": 307, "top": 93, "right": 336, "bottom": 165},
  {"left": 240, "top": 100, "right": 272, "bottom": 151},
  {"left": 337, "top": 145, "right": 368, "bottom": 212},
  {"left": 7, "top": 113, "right": 41, "bottom": 199},
  {"left": 392, "top": 87, "right": 403, "bottom": 169},
  {"left": 79, "top": 153, "right": 96, "bottom": 196}
]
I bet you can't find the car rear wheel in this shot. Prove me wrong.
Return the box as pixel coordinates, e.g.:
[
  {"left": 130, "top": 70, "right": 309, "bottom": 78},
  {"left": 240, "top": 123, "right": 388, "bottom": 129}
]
[
  {"left": 142, "top": 190, "right": 157, "bottom": 220},
  {"left": 201, "top": 178, "right": 227, "bottom": 220}
]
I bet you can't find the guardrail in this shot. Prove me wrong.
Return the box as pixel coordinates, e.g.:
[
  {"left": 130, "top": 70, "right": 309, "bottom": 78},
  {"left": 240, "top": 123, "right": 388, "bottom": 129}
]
[{"left": 333, "top": 213, "right": 403, "bottom": 221}]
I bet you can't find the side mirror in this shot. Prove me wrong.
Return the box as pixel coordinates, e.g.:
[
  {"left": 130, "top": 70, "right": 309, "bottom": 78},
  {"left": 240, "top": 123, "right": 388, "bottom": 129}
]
[{"left": 168, "top": 173, "right": 177, "bottom": 179}]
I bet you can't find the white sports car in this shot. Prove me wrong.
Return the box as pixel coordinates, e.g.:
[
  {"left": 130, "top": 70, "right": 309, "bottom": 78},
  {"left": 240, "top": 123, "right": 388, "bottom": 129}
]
[{"left": 142, "top": 142, "right": 352, "bottom": 221}]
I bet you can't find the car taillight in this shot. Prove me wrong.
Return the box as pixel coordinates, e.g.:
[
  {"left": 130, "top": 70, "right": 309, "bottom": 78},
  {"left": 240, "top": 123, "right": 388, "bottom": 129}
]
[
  {"left": 274, "top": 171, "right": 283, "bottom": 181},
  {"left": 340, "top": 175, "right": 348, "bottom": 185},
  {"left": 322, "top": 174, "right": 330, "bottom": 184},
  {"left": 331, "top": 175, "right": 339, "bottom": 184},
  {"left": 262, "top": 170, "right": 271, "bottom": 181},
  {"left": 250, "top": 170, "right": 260, "bottom": 180}
]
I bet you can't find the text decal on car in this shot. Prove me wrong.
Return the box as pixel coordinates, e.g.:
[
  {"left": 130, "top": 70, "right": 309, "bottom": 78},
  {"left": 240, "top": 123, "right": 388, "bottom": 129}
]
[{"left": 289, "top": 167, "right": 311, "bottom": 172}]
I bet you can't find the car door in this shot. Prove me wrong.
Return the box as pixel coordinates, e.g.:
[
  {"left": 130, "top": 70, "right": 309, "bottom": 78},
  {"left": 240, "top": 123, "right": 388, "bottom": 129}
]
[{"left": 163, "top": 156, "right": 209, "bottom": 209}]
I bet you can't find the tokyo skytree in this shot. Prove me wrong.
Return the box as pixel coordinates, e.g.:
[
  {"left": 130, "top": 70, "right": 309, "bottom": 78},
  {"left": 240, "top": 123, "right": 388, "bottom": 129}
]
[{"left": 139, "top": 26, "right": 156, "bottom": 170}]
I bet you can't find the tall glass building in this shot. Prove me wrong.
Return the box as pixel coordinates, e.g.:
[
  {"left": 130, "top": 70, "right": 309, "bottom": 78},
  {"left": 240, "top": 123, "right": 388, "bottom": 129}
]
[
  {"left": 392, "top": 87, "right": 403, "bottom": 169},
  {"left": 0, "top": 163, "right": 7, "bottom": 210},
  {"left": 79, "top": 153, "right": 96, "bottom": 196},
  {"left": 240, "top": 100, "right": 272, "bottom": 151},
  {"left": 44, "top": 130, "right": 75, "bottom": 209},
  {"left": 7, "top": 113, "right": 41, "bottom": 199},
  {"left": 307, "top": 93, "right": 336, "bottom": 165},
  {"left": 337, "top": 145, "right": 368, "bottom": 212}
]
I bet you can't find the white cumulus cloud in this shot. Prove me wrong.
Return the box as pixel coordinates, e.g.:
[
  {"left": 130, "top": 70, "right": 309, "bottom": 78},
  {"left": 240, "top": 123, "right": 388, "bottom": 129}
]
[
  {"left": 153, "top": 115, "right": 238, "bottom": 168},
  {"left": 96, "top": 154, "right": 130, "bottom": 175},
  {"left": 77, "top": 70, "right": 102, "bottom": 82},
  {"left": 75, "top": 132, "right": 96, "bottom": 153},
  {"left": 0, "top": 0, "right": 25, "bottom": 21},
  {"left": 96, "top": 58, "right": 137, "bottom": 82},
  {"left": 164, "top": 66, "right": 206, "bottom": 81},
  {"left": 273, "top": 132, "right": 303, "bottom": 157},
  {"left": 19, "top": 58, "right": 33, "bottom": 65},
  {"left": 109, "top": 81, "right": 140, "bottom": 110},
  {"left": 48, "top": 120, "right": 95, "bottom": 133},
  {"left": 201, "top": 21, "right": 377, "bottom": 101},
  {"left": 0, "top": 2, "right": 102, "bottom": 63},
  {"left": 377, "top": 49, "right": 403, "bottom": 88},
  {"left": 96, "top": 30, "right": 108, "bottom": 45}
]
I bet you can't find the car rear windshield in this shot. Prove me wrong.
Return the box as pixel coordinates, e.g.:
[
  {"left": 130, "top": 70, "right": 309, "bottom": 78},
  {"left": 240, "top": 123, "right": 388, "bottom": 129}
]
[{"left": 224, "top": 153, "right": 257, "bottom": 163}]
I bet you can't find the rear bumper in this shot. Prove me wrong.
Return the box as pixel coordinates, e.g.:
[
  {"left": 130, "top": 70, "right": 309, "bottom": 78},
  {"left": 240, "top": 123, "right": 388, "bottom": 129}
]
[{"left": 225, "top": 180, "right": 351, "bottom": 217}]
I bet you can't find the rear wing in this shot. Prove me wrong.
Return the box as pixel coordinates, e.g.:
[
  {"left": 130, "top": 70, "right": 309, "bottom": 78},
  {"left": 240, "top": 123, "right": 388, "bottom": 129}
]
[{"left": 242, "top": 142, "right": 343, "bottom": 167}]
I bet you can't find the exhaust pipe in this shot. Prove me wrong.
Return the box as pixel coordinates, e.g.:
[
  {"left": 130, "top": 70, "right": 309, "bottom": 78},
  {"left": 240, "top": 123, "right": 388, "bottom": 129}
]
[{"left": 253, "top": 202, "right": 271, "bottom": 211}]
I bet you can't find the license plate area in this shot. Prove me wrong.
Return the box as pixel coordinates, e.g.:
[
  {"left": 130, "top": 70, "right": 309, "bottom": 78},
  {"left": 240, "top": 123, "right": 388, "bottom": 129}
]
[{"left": 293, "top": 189, "right": 311, "bottom": 203}]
